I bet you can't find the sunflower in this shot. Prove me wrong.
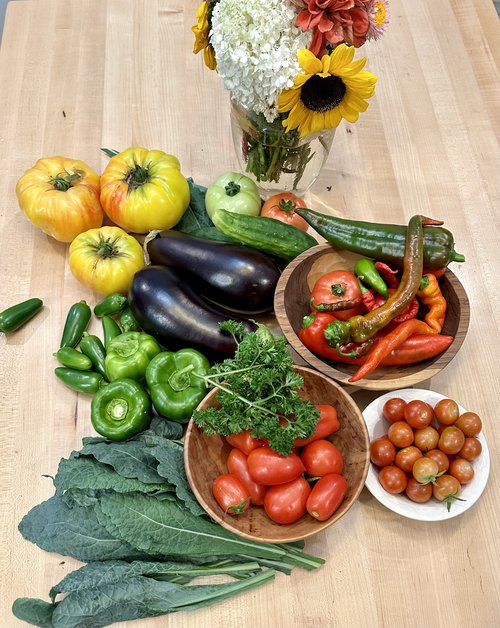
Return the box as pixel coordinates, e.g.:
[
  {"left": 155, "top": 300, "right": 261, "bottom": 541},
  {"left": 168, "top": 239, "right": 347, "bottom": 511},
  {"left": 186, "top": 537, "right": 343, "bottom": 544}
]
[
  {"left": 192, "top": 1, "right": 217, "bottom": 70},
  {"left": 277, "top": 44, "right": 377, "bottom": 137}
]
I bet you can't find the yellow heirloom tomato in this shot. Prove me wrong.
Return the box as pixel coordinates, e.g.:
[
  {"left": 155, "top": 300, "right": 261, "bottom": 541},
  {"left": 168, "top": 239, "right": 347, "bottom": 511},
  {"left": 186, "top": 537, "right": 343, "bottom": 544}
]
[
  {"left": 16, "top": 156, "right": 103, "bottom": 242},
  {"left": 69, "top": 226, "right": 145, "bottom": 295},
  {"left": 100, "top": 147, "right": 190, "bottom": 234}
]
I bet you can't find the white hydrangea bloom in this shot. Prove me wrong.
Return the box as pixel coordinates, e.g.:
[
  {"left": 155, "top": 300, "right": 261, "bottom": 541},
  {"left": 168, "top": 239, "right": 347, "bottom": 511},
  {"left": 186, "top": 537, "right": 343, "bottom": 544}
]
[{"left": 210, "top": 0, "right": 312, "bottom": 121}]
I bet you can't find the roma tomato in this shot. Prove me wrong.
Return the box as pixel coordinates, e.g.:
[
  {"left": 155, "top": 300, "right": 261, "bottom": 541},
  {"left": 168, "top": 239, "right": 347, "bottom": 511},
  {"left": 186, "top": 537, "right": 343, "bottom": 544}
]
[
  {"left": 226, "top": 430, "right": 263, "bottom": 456},
  {"left": 247, "top": 446, "right": 305, "bottom": 486},
  {"left": 212, "top": 474, "right": 250, "bottom": 515},
  {"left": 455, "top": 412, "right": 482, "bottom": 437},
  {"left": 69, "top": 226, "right": 145, "bottom": 295},
  {"left": 458, "top": 437, "right": 482, "bottom": 461},
  {"left": 294, "top": 404, "right": 340, "bottom": 446},
  {"left": 382, "top": 397, "right": 407, "bottom": 423},
  {"left": 16, "top": 156, "right": 103, "bottom": 242},
  {"left": 404, "top": 399, "right": 434, "bottom": 429},
  {"left": 394, "top": 446, "right": 422, "bottom": 473},
  {"left": 264, "top": 477, "right": 311, "bottom": 525},
  {"left": 100, "top": 147, "right": 190, "bottom": 233},
  {"left": 306, "top": 473, "right": 347, "bottom": 521},
  {"left": 301, "top": 439, "right": 344, "bottom": 477},
  {"left": 425, "top": 449, "right": 450, "bottom": 473},
  {"left": 405, "top": 478, "right": 433, "bottom": 503},
  {"left": 260, "top": 192, "right": 308, "bottom": 231},
  {"left": 378, "top": 465, "right": 407, "bottom": 494},
  {"left": 310, "top": 270, "right": 364, "bottom": 321},
  {"left": 387, "top": 421, "right": 414, "bottom": 448},
  {"left": 438, "top": 426, "right": 465, "bottom": 455},
  {"left": 370, "top": 437, "right": 396, "bottom": 467},
  {"left": 226, "top": 448, "right": 267, "bottom": 506},
  {"left": 433, "top": 474, "right": 463, "bottom": 511},
  {"left": 434, "top": 398, "right": 460, "bottom": 425},
  {"left": 449, "top": 458, "right": 475, "bottom": 484}
]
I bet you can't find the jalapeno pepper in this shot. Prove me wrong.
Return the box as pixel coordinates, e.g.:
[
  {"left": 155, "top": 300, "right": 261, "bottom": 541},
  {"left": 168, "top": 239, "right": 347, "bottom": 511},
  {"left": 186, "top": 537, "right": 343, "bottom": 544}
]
[
  {"left": 0, "top": 297, "right": 43, "bottom": 333},
  {"left": 80, "top": 332, "right": 108, "bottom": 378},
  {"left": 93, "top": 293, "right": 127, "bottom": 318},
  {"left": 91, "top": 378, "right": 151, "bottom": 441},
  {"left": 102, "top": 315, "right": 122, "bottom": 348},
  {"left": 55, "top": 367, "right": 106, "bottom": 394},
  {"left": 120, "top": 306, "right": 141, "bottom": 332},
  {"left": 105, "top": 331, "right": 161, "bottom": 382},
  {"left": 53, "top": 346, "right": 92, "bottom": 371},
  {"left": 60, "top": 300, "right": 91, "bottom": 348},
  {"left": 145, "top": 348, "right": 210, "bottom": 422},
  {"left": 354, "top": 258, "right": 388, "bottom": 297}
]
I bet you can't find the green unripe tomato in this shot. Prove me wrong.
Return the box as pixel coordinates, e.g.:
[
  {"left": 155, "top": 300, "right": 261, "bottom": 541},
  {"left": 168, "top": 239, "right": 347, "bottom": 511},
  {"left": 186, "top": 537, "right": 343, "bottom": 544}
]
[{"left": 205, "top": 172, "right": 261, "bottom": 220}]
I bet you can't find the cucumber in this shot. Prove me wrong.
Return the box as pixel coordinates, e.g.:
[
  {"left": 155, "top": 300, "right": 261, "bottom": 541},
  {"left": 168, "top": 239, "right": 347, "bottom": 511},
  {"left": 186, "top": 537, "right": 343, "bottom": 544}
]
[{"left": 211, "top": 208, "right": 318, "bottom": 261}]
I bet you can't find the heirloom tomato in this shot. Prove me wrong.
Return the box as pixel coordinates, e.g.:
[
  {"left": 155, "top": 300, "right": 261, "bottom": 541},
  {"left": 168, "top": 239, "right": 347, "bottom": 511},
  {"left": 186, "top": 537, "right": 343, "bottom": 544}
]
[
  {"left": 205, "top": 172, "right": 261, "bottom": 219},
  {"left": 260, "top": 192, "right": 308, "bottom": 231},
  {"left": 16, "top": 156, "right": 103, "bottom": 242},
  {"left": 310, "top": 270, "right": 364, "bottom": 320},
  {"left": 100, "top": 147, "right": 190, "bottom": 233}
]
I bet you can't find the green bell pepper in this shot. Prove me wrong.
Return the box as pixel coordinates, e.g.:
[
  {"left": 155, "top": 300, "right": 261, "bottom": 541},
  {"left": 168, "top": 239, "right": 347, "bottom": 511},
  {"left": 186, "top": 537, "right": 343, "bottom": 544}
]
[
  {"left": 145, "top": 348, "right": 210, "bottom": 422},
  {"left": 105, "top": 331, "right": 161, "bottom": 382},
  {"left": 91, "top": 378, "right": 151, "bottom": 441},
  {"left": 205, "top": 172, "right": 261, "bottom": 220}
]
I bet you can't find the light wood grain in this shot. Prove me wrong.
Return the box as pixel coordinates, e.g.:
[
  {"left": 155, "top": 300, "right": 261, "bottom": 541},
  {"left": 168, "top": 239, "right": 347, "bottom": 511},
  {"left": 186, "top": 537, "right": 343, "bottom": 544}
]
[{"left": 1, "top": 1, "right": 500, "bottom": 627}]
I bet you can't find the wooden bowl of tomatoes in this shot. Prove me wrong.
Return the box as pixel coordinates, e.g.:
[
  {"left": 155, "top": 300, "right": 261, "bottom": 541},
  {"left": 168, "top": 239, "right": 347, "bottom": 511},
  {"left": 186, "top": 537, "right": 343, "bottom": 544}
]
[
  {"left": 274, "top": 244, "right": 470, "bottom": 390},
  {"left": 184, "top": 365, "right": 370, "bottom": 543}
]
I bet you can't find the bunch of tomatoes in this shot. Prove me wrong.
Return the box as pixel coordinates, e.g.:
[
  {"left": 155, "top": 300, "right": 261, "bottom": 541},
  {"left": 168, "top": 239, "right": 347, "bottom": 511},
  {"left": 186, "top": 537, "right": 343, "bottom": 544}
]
[
  {"left": 212, "top": 405, "right": 349, "bottom": 525},
  {"left": 370, "top": 396, "right": 483, "bottom": 511}
]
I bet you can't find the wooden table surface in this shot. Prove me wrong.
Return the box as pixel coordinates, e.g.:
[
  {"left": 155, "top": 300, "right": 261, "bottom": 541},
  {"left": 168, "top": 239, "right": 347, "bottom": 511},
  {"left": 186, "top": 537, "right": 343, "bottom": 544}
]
[{"left": 1, "top": 1, "right": 500, "bottom": 626}]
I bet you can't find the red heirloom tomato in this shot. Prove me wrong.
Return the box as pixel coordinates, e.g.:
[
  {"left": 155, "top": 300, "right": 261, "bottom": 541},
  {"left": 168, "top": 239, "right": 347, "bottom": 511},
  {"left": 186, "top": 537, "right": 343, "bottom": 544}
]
[
  {"left": 310, "top": 270, "right": 364, "bottom": 320},
  {"left": 260, "top": 192, "right": 309, "bottom": 231},
  {"left": 382, "top": 397, "right": 407, "bottom": 423},
  {"left": 404, "top": 400, "right": 434, "bottom": 429},
  {"left": 370, "top": 437, "right": 396, "bottom": 467},
  {"left": 434, "top": 398, "right": 460, "bottom": 425},
  {"left": 212, "top": 474, "right": 250, "bottom": 515},
  {"left": 458, "top": 437, "right": 482, "bottom": 461},
  {"left": 378, "top": 466, "right": 408, "bottom": 494},
  {"left": 264, "top": 477, "right": 311, "bottom": 525},
  {"left": 226, "top": 430, "right": 263, "bottom": 456},
  {"left": 247, "top": 446, "right": 305, "bottom": 486},
  {"left": 455, "top": 412, "right": 482, "bottom": 437},
  {"left": 405, "top": 477, "right": 433, "bottom": 503},
  {"left": 306, "top": 473, "right": 347, "bottom": 521},
  {"left": 226, "top": 448, "right": 267, "bottom": 506},
  {"left": 301, "top": 439, "right": 344, "bottom": 477},
  {"left": 294, "top": 404, "right": 340, "bottom": 446},
  {"left": 438, "top": 426, "right": 465, "bottom": 456}
]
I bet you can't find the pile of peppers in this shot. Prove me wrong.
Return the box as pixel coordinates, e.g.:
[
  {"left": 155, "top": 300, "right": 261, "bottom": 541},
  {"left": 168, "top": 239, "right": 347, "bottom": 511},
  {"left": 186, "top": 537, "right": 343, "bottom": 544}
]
[
  {"left": 53, "top": 294, "right": 211, "bottom": 441},
  {"left": 299, "top": 215, "right": 454, "bottom": 383}
]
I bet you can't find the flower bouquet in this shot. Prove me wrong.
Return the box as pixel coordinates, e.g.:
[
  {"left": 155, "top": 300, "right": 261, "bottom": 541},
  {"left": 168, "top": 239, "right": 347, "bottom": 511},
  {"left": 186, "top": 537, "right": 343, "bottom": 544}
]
[{"left": 192, "top": 0, "right": 389, "bottom": 195}]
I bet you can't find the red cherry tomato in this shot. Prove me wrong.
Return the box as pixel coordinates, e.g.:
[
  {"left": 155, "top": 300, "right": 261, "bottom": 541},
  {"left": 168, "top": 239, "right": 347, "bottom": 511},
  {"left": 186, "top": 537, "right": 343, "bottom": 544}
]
[
  {"left": 434, "top": 398, "right": 460, "bottom": 425},
  {"left": 449, "top": 457, "right": 475, "bottom": 484},
  {"left": 226, "top": 448, "right": 268, "bottom": 506},
  {"left": 394, "top": 446, "right": 422, "bottom": 473},
  {"left": 425, "top": 449, "right": 450, "bottom": 473},
  {"left": 225, "top": 430, "right": 263, "bottom": 456},
  {"left": 404, "top": 399, "right": 434, "bottom": 429},
  {"left": 438, "top": 426, "right": 465, "bottom": 455},
  {"left": 378, "top": 465, "right": 408, "bottom": 494},
  {"left": 260, "top": 192, "right": 309, "bottom": 231},
  {"left": 294, "top": 404, "right": 340, "bottom": 446},
  {"left": 382, "top": 397, "right": 407, "bottom": 423},
  {"left": 455, "top": 412, "right": 482, "bottom": 437},
  {"left": 412, "top": 457, "right": 440, "bottom": 484},
  {"left": 247, "top": 446, "right": 305, "bottom": 486},
  {"left": 405, "top": 477, "right": 433, "bottom": 503},
  {"left": 212, "top": 474, "right": 250, "bottom": 515},
  {"left": 370, "top": 436, "right": 396, "bottom": 467},
  {"left": 310, "top": 270, "right": 364, "bottom": 320},
  {"left": 387, "top": 421, "right": 414, "bottom": 448},
  {"left": 458, "top": 437, "right": 482, "bottom": 461},
  {"left": 264, "top": 477, "right": 311, "bottom": 525},
  {"left": 413, "top": 425, "right": 440, "bottom": 452},
  {"left": 306, "top": 473, "right": 347, "bottom": 521},
  {"left": 300, "top": 439, "right": 344, "bottom": 477},
  {"left": 433, "top": 474, "right": 462, "bottom": 511}
]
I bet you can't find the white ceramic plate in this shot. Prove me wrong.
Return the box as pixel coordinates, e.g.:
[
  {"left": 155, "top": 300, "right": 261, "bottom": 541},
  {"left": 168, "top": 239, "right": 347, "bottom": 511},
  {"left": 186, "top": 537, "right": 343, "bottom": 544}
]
[{"left": 363, "top": 389, "right": 490, "bottom": 521}]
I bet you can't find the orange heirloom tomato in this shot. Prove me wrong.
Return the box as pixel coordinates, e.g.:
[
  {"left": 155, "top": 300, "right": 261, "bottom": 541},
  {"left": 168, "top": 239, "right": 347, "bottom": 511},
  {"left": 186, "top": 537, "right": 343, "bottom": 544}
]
[
  {"left": 69, "top": 226, "right": 145, "bottom": 295},
  {"left": 100, "top": 147, "right": 190, "bottom": 234},
  {"left": 16, "top": 156, "right": 103, "bottom": 242},
  {"left": 260, "top": 193, "right": 309, "bottom": 231}
]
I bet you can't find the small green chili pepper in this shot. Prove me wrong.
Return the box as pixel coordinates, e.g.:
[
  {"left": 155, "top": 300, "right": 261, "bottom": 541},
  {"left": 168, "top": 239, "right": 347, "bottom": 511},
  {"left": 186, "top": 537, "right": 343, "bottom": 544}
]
[
  {"left": 54, "top": 346, "right": 92, "bottom": 370},
  {"left": 0, "top": 297, "right": 43, "bottom": 333},
  {"left": 60, "top": 300, "right": 91, "bottom": 348},
  {"left": 145, "top": 348, "right": 210, "bottom": 422},
  {"left": 55, "top": 367, "right": 106, "bottom": 394},
  {"left": 105, "top": 331, "right": 161, "bottom": 382},
  {"left": 354, "top": 258, "right": 388, "bottom": 298},
  {"left": 91, "top": 378, "right": 151, "bottom": 441},
  {"left": 79, "top": 332, "right": 107, "bottom": 378},
  {"left": 93, "top": 294, "right": 128, "bottom": 318},
  {"left": 102, "top": 315, "right": 122, "bottom": 348},
  {"left": 119, "top": 306, "right": 140, "bottom": 332}
]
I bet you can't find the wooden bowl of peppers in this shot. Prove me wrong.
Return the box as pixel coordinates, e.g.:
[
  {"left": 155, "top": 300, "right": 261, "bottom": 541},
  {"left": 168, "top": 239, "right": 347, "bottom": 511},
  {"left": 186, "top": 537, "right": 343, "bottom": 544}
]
[{"left": 274, "top": 213, "right": 470, "bottom": 390}]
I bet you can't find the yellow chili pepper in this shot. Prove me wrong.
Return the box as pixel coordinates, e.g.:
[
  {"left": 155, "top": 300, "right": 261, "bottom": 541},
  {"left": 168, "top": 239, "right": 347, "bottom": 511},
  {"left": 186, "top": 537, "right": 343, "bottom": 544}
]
[{"left": 416, "top": 273, "right": 447, "bottom": 333}]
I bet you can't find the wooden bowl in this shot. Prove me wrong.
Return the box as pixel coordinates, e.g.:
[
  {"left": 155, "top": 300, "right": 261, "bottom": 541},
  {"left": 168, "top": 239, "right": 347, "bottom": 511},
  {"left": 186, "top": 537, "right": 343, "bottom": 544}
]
[
  {"left": 184, "top": 365, "right": 370, "bottom": 543},
  {"left": 274, "top": 244, "right": 470, "bottom": 390}
]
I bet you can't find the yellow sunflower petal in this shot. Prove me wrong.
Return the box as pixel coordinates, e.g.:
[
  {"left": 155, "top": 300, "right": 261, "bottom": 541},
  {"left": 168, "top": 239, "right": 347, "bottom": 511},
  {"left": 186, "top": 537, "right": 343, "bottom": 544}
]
[
  {"left": 298, "top": 49, "right": 323, "bottom": 75},
  {"left": 330, "top": 44, "right": 355, "bottom": 72},
  {"left": 277, "top": 88, "right": 300, "bottom": 112},
  {"left": 294, "top": 73, "right": 312, "bottom": 87},
  {"left": 334, "top": 58, "right": 367, "bottom": 78},
  {"left": 325, "top": 107, "right": 343, "bottom": 129},
  {"left": 338, "top": 102, "right": 361, "bottom": 123},
  {"left": 344, "top": 91, "right": 369, "bottom": 112},
  {"left": 204, "top": 45, "right": 216, "bottom": 71},
  {"left": 285, "top": 102, "right": 308, "bottom": 131},
  {"left": 321, "top": 54, "right": 331, "bottom": 74}
]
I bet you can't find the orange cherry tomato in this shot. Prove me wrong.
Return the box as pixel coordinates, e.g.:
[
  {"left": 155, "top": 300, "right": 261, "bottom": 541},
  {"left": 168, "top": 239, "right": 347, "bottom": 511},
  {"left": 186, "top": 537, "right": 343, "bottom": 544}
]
[{"left": 260, "top": 192, "right": 308, "bottom": 231}]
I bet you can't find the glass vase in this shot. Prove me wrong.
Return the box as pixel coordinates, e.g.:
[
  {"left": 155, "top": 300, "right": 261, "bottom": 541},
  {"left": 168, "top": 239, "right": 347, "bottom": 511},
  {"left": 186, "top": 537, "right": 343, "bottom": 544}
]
[{"left": 230, "top": 98, "right": 335, "bottom": 197}]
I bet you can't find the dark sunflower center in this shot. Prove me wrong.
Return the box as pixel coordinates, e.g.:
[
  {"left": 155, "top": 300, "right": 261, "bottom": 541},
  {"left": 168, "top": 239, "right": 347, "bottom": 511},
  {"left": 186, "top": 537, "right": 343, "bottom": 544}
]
[{"left": 301, "top": 75, "right": 347, "bottom": 112}]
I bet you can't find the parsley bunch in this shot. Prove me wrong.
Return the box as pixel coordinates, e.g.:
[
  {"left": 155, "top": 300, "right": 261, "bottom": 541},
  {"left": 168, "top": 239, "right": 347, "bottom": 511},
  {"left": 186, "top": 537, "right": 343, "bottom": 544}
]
[{"left": 192, "top": 321, "right": 320, "bottom": 456}]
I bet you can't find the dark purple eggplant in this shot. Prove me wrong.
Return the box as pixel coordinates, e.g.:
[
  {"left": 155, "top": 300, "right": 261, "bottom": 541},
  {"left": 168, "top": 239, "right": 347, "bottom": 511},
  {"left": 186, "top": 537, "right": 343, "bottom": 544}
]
[
  {"left": 147, "top": 230, "right": 280, "bottom": 314},
  {"left": 129, "top": 265, "right": 257, "bottom": 361}
]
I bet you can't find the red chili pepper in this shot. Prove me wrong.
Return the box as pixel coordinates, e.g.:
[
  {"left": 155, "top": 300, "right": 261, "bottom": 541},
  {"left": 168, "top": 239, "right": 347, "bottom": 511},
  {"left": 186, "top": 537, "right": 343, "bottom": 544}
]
[
  {"left": 374, "top": 261, "right": 399, "bottom": 288},
  {"left": 299, "top": 312, "right": 364, "bottom": 364},
  {"left": 382, "top": 334, "right": 454, "bottom": 365},
  {"left": 372, "top": 289, "right": 419, "bottom": 325}
]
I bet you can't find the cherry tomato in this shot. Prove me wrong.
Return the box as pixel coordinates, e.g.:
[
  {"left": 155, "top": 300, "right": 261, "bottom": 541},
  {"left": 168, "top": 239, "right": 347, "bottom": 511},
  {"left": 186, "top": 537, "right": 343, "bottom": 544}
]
[
  {"left": 413, "top": 426, "right": 440, "bottom": 452},
  {"left": 458, "top": 437, "right": 482, "bottom": 461},
  {"left": 404, "top": 399, "right": 434, "bottom": 429},
  {"left": 310, "top": 270, "right": 364, "bottom": 321},
  {"left": 425, "top": 449, "right": 450, "bottom": 473},
  {"left": 405, "top": 477, "right": 433, "bottom": 503},
  {"left": 264, "top": 476, "right": 311, "bottom": 525},
  {"left": 387, "top": 421, "right": 414, "bottom": 448},
  {"left": 306, "top": 473, "right": 347, "bottom": 521},
  {"left": 226, "top": 448, "right": 268, "bottom": 506},
  {"left": 412, "top": 457, "right": 440, "bottom": 484},
  {"left": 300, "top": 439, "right": 343, "bottom": 477},
  {"left": 394, "top": 446, "right": 422, "bottom": 473},
  {"left": 247, "top": 446, "right": 305, "bottom": 486},
  {"left": 455, "top": 412, "right": 482, "bottom": 437},
  {"left": 449, "top": 458, "right": 475, "bottom": 484},
  {"left": 294, "top": 404, "right": 340, "bottom": 446},
  {"left": 433, "top": 474, "right": 463, "bottom": 511},
  {"left": 225, "top": 430, "right": 263, "bottom": 456},
  {"left": 438, "top": 426, "right": 465, "bottom": 455},
  {"left": 370, "top": 436, "right": 396, "bottom": 467},
  {"left": 434, "top": 398, "right": 460, "bottom": 425},
  {"left": 378, "top": 465, "right": 408, "bottom": 494},
  {"left": 382, "top": 397, "right": 407, "bottom": 423},
  {"left": 212, "top": 474, "right": 250, "bottom": 515},
  {"left": 260, "top": 192, "right": 309, "bottom": 231}
]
